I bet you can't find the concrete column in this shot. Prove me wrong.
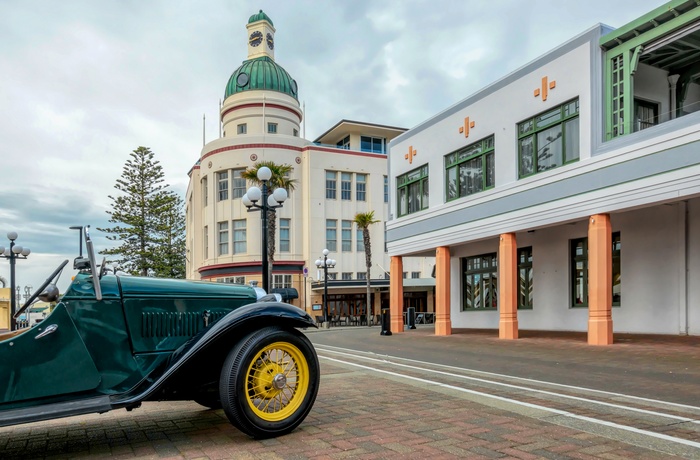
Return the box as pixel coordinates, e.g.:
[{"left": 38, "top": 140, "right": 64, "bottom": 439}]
[
  {"left": 668, "top": 74, "right": 680, "bottom": 120},
  {"left": 498, "top": 233, "right": 519, "bottom": 339},
  {"left": 588, "top": 214, "right": 613, "bottom": 345},
  {"left": 389, "top": 256, "right": 404, "bottom": 334},
  {"left": 435, "top": 246, "right": 452, "bottom": 336}
]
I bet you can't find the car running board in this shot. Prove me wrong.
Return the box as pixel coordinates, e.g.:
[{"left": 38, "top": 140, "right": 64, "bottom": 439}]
[{"left": 0, "top": 395, "right": 113, "bottom": 427}]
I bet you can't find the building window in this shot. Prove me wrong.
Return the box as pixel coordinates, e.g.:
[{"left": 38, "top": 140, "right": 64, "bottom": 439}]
[
  {"left": 384, "top": 176, "right": 388, "bottom": 203},
  {"left": 570, "top": 232, "right": 621, "bottom": 308},
  {"left": 518, "top": 99, "right": 579, "bottom": 178},
  {"left": 272, "top": 274, "right": 292, "bottom": 289},
  {"left": 462, "top": 253, "right": 498, "bottom": 310},
  {"left": 218, "top": 221, "right": 229, "bottom": 256},
  {"left": 411, "top": 272, "right": 420, "bottom": 279},
  {"left": 217, "top": 171, "right": 229, "bottom": 201},
  {"left": 634, "top": 99, "right": 658, "bottom": 132},
  {"left": 232, "top": 169, "right": 246, "bottom": 199},
  {"left": 237, "top": 123, "right": 247, "bottom": 134},
  {"left": 268, "top": 122, "right": 278, "bottom": 134},
  {"left": 342, "top": 220, "right": 352, "bottom": 252},
  {"left": 336, "top": 135, "right": 350, "bottom": 149},
  {"left": 356, "top": 228, "right": 364, "bottom": 252},
  {"left": 342, "top": 272, "right": 353, "bottom": 280},
  {"left": 201, "top": 177, "right": 208, "bottom": 207},
  {"left": 326, "top": 219, "right": 337, "bottom": 251},
  {"left": 233, "top": 219, "right": 246, "bottom": 254},
  {"left": 218, "top": 276, "right": 245, "bottom": 284},
  {"left": 356, "top": 174, "right": 366, "bottom": 201},
  {"left": 397, "top": 165, "right": 429, "bottom": 217},
  {"left": 293, "top": 128, "right": 299, "bottom": 137},
  {"left": 446, "top": 135, "right": 495, "bottom": 201},
  {"left": 360, "top": 135, "right": 385, "bottom": 154},
  {"left": 341, "top": 172, "right": 352, "bottom": 200},
  {"left": 403, "top": 272, "right": 408, "bottom": 279},
  {"left": 326, "top": 272, "right": 337, "bottom": 281},
  {"left": 203, "top": 225, "right": 208, "bottom": 259},
  {"left": 326, "top": 171, "right": 337, "bottom": 199},
  {"left": 357, "top": 272, "right": 367, "bottom": 280},
  {"left": 279, "top": 218, "right": 290, "bottom": 252},
  {"left": 518, "top": 247, "right": 533, "bottom": 310},
  {"left": 612, "top": 232, "right": 621, "bottom": 306}
]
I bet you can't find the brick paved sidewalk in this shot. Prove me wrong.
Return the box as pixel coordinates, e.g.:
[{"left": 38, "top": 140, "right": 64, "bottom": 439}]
[{"left": 0, "top": 358, "right": 684, "bottom": 460}]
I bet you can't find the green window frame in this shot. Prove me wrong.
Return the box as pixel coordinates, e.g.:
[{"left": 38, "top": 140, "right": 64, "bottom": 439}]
[
  {"left": 461, "top": 253, "right": 498, "bottom": 311},
  {"left": 445, "top": 135, "right": 495, "bottom": 201},
  {"left": 518, "top": 247, "right": 533, "bottom": 310},
  {"left": 397, "top": 165, "right": 429, "bottom": 217},
  {"left": 518, "top": 99, "right": 579, "bottom": 178},
  {"left": 571, "top": 232, "right": 621, "bottom": 308}
]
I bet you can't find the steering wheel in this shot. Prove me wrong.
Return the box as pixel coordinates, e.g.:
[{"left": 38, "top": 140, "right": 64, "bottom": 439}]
[
  {"left": 98, "top": 257, "right": 107, "bottom": 279},
  {"left": 14, "top": 259, "right": 69, "bottom": 321}
]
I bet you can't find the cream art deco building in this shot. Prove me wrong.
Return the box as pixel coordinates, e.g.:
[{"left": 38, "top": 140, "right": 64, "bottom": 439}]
[
  {"left": 186, "top": 11, "right": 434, "bottom": 321},
  {"left": 386, "top": 0, "right": 700, "bottom": 343}
]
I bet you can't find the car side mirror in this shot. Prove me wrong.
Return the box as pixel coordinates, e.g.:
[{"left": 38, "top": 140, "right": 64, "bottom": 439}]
[{"left": 38, "top": 284, "right": 60, "bottom": 303}]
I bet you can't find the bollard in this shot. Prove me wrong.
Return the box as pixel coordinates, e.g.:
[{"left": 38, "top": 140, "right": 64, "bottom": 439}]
[
  {"left": 407, "top": 306, "right": 416, "bottom": 329},
  {"left": 380, "top": 308, "right": 392, "bottom": 336}
]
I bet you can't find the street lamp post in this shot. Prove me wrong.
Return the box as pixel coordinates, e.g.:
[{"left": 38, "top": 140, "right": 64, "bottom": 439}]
[
  {"left": 0, "top": 232, "right": 31, "bottom": 331},
  {"left": 315, "top": 249, "right": 336, "bottom": 323},
  {"left": 242, "top": 166, "right": 288, "bottom": 294}
]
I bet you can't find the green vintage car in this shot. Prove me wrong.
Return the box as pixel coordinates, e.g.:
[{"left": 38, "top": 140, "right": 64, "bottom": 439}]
[{"left": 0, "top": 227, "right": 319, "bottom": 439}]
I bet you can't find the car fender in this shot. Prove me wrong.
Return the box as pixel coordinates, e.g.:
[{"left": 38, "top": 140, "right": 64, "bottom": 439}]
[{"left": 113, "top": 302, "right": 316, "bottom": 406}]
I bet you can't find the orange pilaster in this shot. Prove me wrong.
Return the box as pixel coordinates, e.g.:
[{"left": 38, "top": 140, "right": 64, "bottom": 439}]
[
  {"left": 498, "top": 233, "right": 519, "bottom": 339},
  {"left": 588, "top": 214, "right": 613, "bottom": 345},
  {"left": 435, "top": 246, "right": 452, "bottom": 336},
  {"left": 389, "top": 256, "right": 404, "bottom": 334}
]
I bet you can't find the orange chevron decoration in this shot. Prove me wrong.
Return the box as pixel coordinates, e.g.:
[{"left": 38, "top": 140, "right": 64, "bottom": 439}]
[
  {"left": 405, "top": 146, "right": 417, "bottom": 164},
  {"left": 458, "top": 117, "right": 475, "bottom": 137},
  {"left": 534, "top": 76, "right": 556, "bottom": 101}
]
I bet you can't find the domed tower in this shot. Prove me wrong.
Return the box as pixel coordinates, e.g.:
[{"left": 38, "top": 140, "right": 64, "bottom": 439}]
[
  {"left": 187, "top": 10, "right": 307, "bottom": 291},
  {"left": 220, "top": 10, "right": 302, "bottom": 138}
]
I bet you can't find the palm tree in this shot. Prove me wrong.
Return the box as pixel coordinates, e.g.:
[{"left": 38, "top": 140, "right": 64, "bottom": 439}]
[
  {"left": 242, "top": 161, "right": 297, "bottom": 289},
  {"left": 354, "top": 211, "right": 379, "bottom": 326}
]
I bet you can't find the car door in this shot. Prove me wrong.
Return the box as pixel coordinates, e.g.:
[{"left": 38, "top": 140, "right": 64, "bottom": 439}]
[{"left": 0, "top": 304, "right": 101, "bottom": 403}]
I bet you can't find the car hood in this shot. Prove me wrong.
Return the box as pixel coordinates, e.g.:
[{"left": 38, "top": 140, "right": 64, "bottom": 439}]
[{"left": 116, "top": 275, "right": 258, "bottom": 300}]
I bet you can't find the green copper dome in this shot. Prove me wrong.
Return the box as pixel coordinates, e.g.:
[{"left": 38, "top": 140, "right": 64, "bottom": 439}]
[
  {"left": 225, "top": 56, "right": 298, "bottom": 100},
  {"left": 248, "top": 10, "right": 273, "bottom": 26}
]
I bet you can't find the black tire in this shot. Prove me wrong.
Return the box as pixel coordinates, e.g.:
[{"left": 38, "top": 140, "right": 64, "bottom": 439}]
[{"left": 219, "top": 326, "right": 320, "bottom": 439}]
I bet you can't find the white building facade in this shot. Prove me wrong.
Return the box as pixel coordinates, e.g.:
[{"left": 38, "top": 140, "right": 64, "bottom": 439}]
[{"left": 386, "top": 0, "right": 700, "bottom": 343}]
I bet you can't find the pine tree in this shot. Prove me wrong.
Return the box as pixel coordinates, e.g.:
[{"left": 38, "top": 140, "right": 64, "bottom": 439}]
[
  {"left": 152, "top": 193, "right": 186, "bottom": 278},
  {"left": 98, "top": 146, "right": 185, "bottom": 277}
]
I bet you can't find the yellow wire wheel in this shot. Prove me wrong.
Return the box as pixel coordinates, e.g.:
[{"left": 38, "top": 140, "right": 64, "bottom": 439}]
[
  {"left": 244, "top": 341, "right": 310, "bottom": 422},
  {"left": 219, "top": 326, "right": 320, "bottom": 438}
]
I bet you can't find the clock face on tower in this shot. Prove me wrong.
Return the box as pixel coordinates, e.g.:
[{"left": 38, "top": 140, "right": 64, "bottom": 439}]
[
  {"left": 266, "top": 33, "right": 274, "bottom": 50},
  {"left": 249, "top": 31, "right": 263, "bottom": 47}
]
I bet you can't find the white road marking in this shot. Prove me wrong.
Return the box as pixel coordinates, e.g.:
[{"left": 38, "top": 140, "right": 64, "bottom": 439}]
[
  {"left": 318, "top": 353, "right": 700, "bottom": 450},
  {"left": 315, "top": 345, "right": 700, "bottom": 424},
  {"left": 315, "top": 343, "right": 700, "bottom": 411}
]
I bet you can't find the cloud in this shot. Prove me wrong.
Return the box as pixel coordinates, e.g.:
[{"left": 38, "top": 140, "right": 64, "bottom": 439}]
[{"left": 0, "top": 0, "right": 664, "bottom": 292}]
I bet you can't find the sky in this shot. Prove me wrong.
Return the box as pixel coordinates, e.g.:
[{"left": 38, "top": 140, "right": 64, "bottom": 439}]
[{"left": 0, "top": 0, "right": 664, "bottom": 297}]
